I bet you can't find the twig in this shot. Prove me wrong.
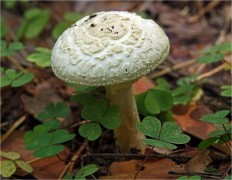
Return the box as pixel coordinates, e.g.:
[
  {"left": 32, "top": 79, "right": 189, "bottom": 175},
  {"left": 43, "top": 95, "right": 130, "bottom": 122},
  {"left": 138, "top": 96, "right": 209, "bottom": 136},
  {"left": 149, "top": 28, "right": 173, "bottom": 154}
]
[
  {"left": 27, "top": 157, "right": 42, "bottom": 164},
  {"left": 58, "top": 140, "right": 88, "bottom": 180},
  {"left": 148, "top": 59, "right": 196, "bottom": 79},
  {"left": 82, "top": 153, "right": 230, "bottom": 162},
  {"left": 7, "top": 56, "right": 25, "bottom": 71},
  {"left": 189, "top": 1, "right": 221, "bottom": 23},
  {"left": 220, "top": 163, "right": 232, "bottom": 179},
  {"left": 1, "top": 114, "right": 28, "bottom": 144},
  {"left": 196, "top": 63, "right": 228, "bottom": 81},
  {"left": 134, "top": 147, "right": 154, "bottom": 179},
  {"left": 71, "top": 120, "right": 91, "bottom": 128}
]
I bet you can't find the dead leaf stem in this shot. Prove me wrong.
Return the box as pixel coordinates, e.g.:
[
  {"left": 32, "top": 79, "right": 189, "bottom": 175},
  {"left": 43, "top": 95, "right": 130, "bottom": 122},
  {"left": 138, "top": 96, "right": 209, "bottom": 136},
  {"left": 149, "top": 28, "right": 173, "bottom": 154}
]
[
  {"left": 196, "top": 63, "right": 228, "bottom": 81},
  {"left": 189, "top": 1, "right": 221, "bottom": 23},
  {"left": 58, "top": 140, "right": 88, "bottom": 180},
  {"left": 148, "top": 58, "right": 195, "bottom": 79},
  {"left": 1, "top": 114, "right": 27, "bottom": 144}
]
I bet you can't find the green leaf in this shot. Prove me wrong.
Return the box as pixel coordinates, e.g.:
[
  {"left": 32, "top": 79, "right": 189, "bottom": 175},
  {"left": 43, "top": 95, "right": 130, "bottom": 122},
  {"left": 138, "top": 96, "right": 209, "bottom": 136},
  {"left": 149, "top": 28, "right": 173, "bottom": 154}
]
[
  {"left": 9, "top": 42, "right": 25, "bottom": 51},
  {"left": 25, "top": 11, "right": 50, "bottom": 39},
  {"left": 3, "top": 0, "right": 16, "bottom": 9},
  {"left": 101, "top": 105, "right": 121, "bottom": 129},
  {"left": 196, "top": 42, "right": 232, "bottom": 54},
  {"left": 18, "top": 8, "right": 50, "bottom": 39},
  {"left": 5, "top": 69, "right": 21, "bottom": 80},
  {"left": 160, "top": 122, "right": 190, "bottom": 144},
  {"left": 64, "top": 12, "right": 86, "bottom": 22},
  {"left": 43, "top": 120, "right": 61, "bottom": 130},
  {"left": 135, "top": 92, "right": 150, "bottom": 116},
  {"left": 221, "top": 85, "right": 232, "bottom": 97},
  {"left": 52, "top": 22, "right": 70, "bottom": 40},
  {"left": 63, "top": 172, "right": 73, "bottom": 180},
  {"left": 144, "top": 92, "right": 160, "bottom": 114},
  {"left": 15, "top": 160, "right": 33, "bottom": 173},
  {"left": 0, "top": 76, "right": 12, "bottom": 87},
  {"left": 0, "top": 17, "right": 8, "bottom": 38},
  {"left": 11, "top": 72, "right": 34, "bottom": 87},
  {"left": 0, "top": 160, "right": 16, "bottom": 177},
  {"left": 25, "top": 132, "right": 51, "bottom": 150},
  {"left": 172, "top": 84, "right": 194, "bottom": 105},
  {"left": 71, "top": 94, "right": 96, "bottom": 106},
  {"left": 51, "top": 129, "right": 75, "bottom": 144},
  {"left": 37, "top": 102, "right": 70, "bottom": 121},
  {"left": 75, "top": 164, "right": 98, "bottom": 179},
  {"left": 137, "top": 116, "right": 161, "bottom": 139},
  {"left": 81, "top": 98, "right": 108, "bottom": 121},
  {"left": 177, "top": 75, "right": 197, "bottom": 86},
  {"left": 155, "top": 78, "right": 170, "bottom": 92},
  {"left": 55, "top": 102, "right": 70, "bottom": 118},
  {"left": 196, "top": 54, "right": 224, "bottom": 64},
  {"left": 200, "top": 110, "right": 229, "bottom": 124},
  {"left": 198, "top": 137, "right": 218, "bottom": 150},
  {"left": 79, "top": 122, "right": 101, "bottom": 141},
  {"left": 33, "top": 145, "right": 64, "bottom": 158},
  {"left": 145, "top": 89, "right": 173, "bottom": 114},
  {"left": 0, "top": 151, "right": 20, "bottom": 160},
  {"left": 16, "top": 20, "right": 27, "bottom": 39},
  {"left": 143, "top": 138, "right": 177, "bottom": 149},
  {"left": 27, "top": 47, "right": 51, "bottom": 67},
  {"left": 75, "top": 85, "right": 97, "bottom": 93},
  {"left": 173, "top": 94, "right": 192, "bottom": 105}
]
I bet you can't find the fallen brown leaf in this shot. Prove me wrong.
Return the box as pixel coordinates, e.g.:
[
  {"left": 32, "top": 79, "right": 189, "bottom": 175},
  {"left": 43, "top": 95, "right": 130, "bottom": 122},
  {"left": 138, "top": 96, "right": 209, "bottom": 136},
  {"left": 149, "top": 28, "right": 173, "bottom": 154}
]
[
  {"left": 21, "top": 81, "right": 62, "bottom": 117},
  {"left": 185, "top": 150, "right": 211, "bottom": 173},
  {"left": 1, "top": 131, "right": 69, "bottom": 179}
]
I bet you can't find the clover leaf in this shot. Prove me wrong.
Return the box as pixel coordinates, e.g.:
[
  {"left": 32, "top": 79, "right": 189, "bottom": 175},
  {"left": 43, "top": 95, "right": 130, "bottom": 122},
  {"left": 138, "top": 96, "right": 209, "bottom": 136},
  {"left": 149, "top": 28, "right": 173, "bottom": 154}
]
[
  {"left": 200, "top": 110, "right": 229, "bottom": 124},
  {"left": 75, "top": 164, "right": 98, "bottom": 180},
  {"left": 37, "top": 102, "right": 70, "bottom": 121},
  {"left": 137, "top": 116, "right": 190, "bottom": 149},
  {"left": 27, "top": 47, "right": 51, "bottom": 67},
  {"left": 1, "top": 68, "right": 34, "bottom": 88}
]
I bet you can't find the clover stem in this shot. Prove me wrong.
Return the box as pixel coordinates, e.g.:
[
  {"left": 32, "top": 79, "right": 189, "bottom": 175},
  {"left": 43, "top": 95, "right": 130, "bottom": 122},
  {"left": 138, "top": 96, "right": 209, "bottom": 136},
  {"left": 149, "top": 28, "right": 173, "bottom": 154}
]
[{"left": 106, "top": 83, "right": 146, "bottom": 152}]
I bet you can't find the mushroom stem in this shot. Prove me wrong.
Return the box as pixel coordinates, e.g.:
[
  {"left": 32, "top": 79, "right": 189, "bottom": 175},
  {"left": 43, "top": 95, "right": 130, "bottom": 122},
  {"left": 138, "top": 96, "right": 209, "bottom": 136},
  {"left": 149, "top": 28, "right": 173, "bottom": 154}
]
[{"left": 106, "top": 83, "right": 146, "bottom": 152}]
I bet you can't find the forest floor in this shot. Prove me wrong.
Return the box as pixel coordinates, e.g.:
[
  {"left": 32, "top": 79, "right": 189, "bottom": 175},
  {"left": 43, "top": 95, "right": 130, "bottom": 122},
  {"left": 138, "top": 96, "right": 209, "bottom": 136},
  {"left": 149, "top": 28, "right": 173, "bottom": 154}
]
[{"left": 1, "top": 1, "right": 231, "bottom": 179}]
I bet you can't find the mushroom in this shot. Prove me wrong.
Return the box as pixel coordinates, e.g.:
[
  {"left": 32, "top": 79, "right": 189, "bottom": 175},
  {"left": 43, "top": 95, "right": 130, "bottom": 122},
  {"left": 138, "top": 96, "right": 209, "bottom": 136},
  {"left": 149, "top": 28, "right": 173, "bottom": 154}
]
[{"left": 51, "top": 11, "right": 169, "bottom": 152}]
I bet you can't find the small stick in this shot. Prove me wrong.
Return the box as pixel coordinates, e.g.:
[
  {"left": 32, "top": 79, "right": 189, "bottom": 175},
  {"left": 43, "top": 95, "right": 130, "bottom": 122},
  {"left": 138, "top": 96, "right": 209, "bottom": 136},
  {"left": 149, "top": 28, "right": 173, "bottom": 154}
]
[
  {"left": 189, "top": 1, "right": 221, "bottom": 23},
  {"left": 148, "top": 59, "right": 195, "bottom": 79},
  {"left": 58, "top": 140, "right": 88, "bottom": 180},
  {"left": 221, "top": 163, "right": 232, "bottom": 179},
  {"left": 134, "top": 147, "right": 154, "bottom": 179},
  {"left": 1, "top": 114, "right": 27, "bottom": 144},
  {"left": 196, "top": 63, "right": 228, "bottom": 81}
]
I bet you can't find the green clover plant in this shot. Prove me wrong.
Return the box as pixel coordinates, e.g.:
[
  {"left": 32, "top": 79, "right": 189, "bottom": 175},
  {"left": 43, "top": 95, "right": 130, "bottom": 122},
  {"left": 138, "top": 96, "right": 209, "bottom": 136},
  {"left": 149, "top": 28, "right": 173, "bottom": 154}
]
[
  {"left": 0, "top": 151, "right": 33, "bottom": 178},
  {"left": 137, "top": 116, "right": 190, "bottom": 149},
  {"left": 71, "top": 85, "right": 121, "bottom": 141},
  {"left": 1, "top": 40, "right": 25, "bottom": 57},
  {"left": 63, "top": 164, "right": 98, "bottom": 180},
  {"left": 220, "top": 85, "right": 232, "bottom": 97},
  {"left": 198, "top": 110, "right": 231, "bottom": 149},
  {"left": 27, "top": 47, "right": 51, "bottom": 67},
  {"left": 196, "top": 42, "right": 231, "bottom": 64},
  {"left": 17, "top": 8, "right": 50, "bottom": 39},
  {"left": 24, "top": 102, "right": 75, "bottom": 158},
  {"left": 1, "top": 68, "right": 34, "bottom": 87}
]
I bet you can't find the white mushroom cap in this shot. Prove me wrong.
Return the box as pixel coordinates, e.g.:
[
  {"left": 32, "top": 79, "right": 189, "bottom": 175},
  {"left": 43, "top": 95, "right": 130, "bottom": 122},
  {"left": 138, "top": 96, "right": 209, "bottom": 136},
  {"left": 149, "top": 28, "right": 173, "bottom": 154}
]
[{"left": 51, "top": 11, "right": 170, "bottom": 86}]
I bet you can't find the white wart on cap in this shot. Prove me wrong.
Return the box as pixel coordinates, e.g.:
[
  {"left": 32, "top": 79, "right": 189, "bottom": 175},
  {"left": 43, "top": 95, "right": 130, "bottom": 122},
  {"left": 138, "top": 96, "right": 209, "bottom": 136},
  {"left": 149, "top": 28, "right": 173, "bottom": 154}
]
[{"left": 51, "top": 11, "right": 170, "bottom": 86}]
